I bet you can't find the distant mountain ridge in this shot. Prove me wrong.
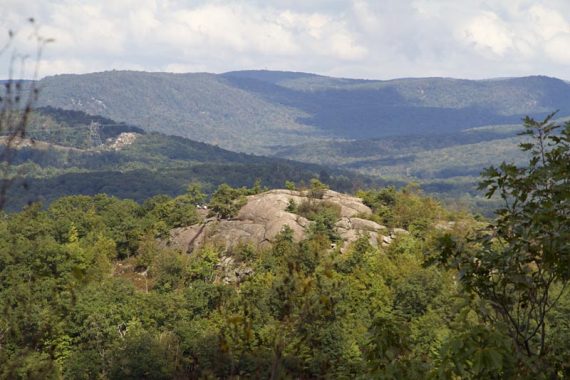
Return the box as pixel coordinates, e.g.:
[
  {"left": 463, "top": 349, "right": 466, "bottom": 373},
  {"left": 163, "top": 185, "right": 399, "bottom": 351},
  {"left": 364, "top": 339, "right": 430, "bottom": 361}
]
[{"left": 36, "top": 70, "right": 570, "bottom": 154}]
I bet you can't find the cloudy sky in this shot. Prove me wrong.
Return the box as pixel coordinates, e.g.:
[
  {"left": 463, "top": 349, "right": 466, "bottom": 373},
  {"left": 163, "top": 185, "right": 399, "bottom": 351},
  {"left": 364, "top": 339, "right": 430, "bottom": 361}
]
[{"left": 2, "top": 0, "right": 570, "bottom": 80}]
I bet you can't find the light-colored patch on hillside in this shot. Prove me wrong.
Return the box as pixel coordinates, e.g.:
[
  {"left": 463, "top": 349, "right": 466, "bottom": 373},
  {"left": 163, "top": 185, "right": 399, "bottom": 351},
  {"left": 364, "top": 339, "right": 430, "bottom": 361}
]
[
  {"left": 106, "top": 132, "right": 138, "bottom": 150},
  {"left": 1, "top": 132, "right": 140, "bottom": 152}
]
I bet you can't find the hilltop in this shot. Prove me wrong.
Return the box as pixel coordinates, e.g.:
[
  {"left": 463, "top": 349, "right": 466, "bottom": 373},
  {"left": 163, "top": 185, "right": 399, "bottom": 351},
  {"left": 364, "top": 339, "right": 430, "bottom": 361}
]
[
  {"left": 167, "top": 188, "right": 410, "bottom": 259},
  {"left": 37, "top": 70, "right": 570, "bottom": 154},
  {"left": 32, "top": 70, "right": 569, "bottom": 204}
]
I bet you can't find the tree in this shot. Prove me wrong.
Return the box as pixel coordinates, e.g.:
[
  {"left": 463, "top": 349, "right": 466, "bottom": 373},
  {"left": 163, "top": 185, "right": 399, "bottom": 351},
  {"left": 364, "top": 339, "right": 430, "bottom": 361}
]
[
  {"left": 186, "top": 182, "right": 206, "bottom": 205},
  {"left": 208, "top": 183, "right": 247, "bottom": 219},
  {"left": 434, "top": 113, "right": 570, "bottom": 376},
  {"left": 308, "top": 178, "right": 328, "bottom": 199}
]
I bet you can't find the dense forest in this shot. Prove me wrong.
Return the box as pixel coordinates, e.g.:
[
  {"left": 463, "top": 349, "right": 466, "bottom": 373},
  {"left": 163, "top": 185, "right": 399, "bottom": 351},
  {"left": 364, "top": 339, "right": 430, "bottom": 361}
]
[
  {"left": 3, "top": 108, "right": 383, "bottom": 211},
  {"left": 1, "top": 106, "right": 532, "bottom": 215},
  {"left": 38, "top": 71, "right": 570, "bottom": 154},
  {"left": 34, "top": 71, "right": 570, "bottom": 215},
  {"left": 0, "top": 114, "right": 568, "bottom": 379}
]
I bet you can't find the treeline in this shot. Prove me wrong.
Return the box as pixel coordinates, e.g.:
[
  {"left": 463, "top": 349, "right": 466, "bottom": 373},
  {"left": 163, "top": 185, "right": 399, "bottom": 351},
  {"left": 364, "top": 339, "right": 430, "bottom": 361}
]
[{"left": 6, "top": 165, "right": 376, "bottom": 212}]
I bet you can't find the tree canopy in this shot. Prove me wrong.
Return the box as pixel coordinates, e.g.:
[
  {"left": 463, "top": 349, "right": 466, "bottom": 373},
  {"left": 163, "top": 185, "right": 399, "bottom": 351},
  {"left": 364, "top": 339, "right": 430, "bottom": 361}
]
[{"left": 0, "top": 116, "right": 568, "bottom": 379}]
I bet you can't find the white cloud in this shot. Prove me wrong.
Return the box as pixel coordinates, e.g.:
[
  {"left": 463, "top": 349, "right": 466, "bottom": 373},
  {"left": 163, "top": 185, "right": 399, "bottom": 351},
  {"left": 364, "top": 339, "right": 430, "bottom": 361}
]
[
  {"left": 178, "top": 5, "right": 299, "bottom": 55},
  {"left": 2, "top": 0, "right": 570, "bottom": 80},
  {"left": 461, "top": 11, "right": 514, "bottom": 56},
  {"left": 528, "top": 4, "right": 570, "bottom": 40},
  {"left": 544, "top": 34, "right": 570, "bottom": 64}
]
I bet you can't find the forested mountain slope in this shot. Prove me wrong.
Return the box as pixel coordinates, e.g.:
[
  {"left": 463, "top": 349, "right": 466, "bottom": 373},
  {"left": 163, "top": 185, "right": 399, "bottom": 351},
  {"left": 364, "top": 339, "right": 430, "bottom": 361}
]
[
  {"left": 37, "top": 71, "right": 318, "bottom": 154},
  {"left": 36, "top": 70, "right": 570, "bottom": 153},
  {"left": 5, "top": 107, "right": 379, "bottom": 210},
  {"left": 271, "top": 125, "right": 528, "bottom": 179}
]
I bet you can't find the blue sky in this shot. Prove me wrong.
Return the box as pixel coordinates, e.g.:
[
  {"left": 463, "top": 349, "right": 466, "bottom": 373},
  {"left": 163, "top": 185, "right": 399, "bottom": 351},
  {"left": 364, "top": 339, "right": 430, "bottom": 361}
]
[{"left": 2, "top": 0, "right": 570, "bottom": 80}]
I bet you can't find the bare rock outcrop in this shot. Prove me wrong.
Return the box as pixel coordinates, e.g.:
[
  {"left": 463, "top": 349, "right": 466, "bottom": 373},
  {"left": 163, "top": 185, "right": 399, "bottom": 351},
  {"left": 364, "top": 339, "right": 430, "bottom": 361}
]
[
  {"left": 335, "top": 217, "right": 388, "bottom": 252},
  {"left": 106, "top": 132, "right": 138, "bottom": 150},
  {"left": 166, "top": 189, "right": 397, "bottom": 254}
]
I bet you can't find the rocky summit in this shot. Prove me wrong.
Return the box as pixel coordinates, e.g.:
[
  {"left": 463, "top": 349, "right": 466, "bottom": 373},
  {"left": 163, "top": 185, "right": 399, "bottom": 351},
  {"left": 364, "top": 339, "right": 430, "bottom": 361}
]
[{"left": 166, "top": 189, "right": 408, "bottom": 254}]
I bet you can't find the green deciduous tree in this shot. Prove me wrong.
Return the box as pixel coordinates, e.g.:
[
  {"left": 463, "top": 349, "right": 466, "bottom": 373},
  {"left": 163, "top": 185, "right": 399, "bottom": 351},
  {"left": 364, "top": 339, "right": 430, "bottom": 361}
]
[{"left": 434, "top": 113, "right": 570, "bottom": 377}]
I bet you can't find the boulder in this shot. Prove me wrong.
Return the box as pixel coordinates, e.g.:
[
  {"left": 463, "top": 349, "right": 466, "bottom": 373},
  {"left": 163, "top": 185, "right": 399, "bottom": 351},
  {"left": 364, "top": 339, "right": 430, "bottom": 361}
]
[
  {"left": 321, "top": 190, "right": 372, "bottom": 218},
  {"left": 166, "top": 189, "right": 387, "bottom": 254},
  {"left": 335, "top": 217, "right": 352, "bottom": 231},
  {"left": 392, "top": 228, "right": 410, "bottom": 235},
  {"left": 350, "top": 218, "right": 387, "bottom": 232}
]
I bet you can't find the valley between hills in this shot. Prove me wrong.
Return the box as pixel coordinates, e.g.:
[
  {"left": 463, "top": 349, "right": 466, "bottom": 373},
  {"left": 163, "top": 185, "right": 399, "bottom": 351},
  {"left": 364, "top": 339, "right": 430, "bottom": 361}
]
[{"left": 8, "top": 70, "right": 570, "bottom": 212}]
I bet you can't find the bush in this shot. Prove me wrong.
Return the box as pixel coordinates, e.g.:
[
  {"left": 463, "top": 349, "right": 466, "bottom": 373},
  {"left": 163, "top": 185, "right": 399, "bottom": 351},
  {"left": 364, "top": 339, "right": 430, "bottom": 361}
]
[
  {"left": 296, "top": 200, "right": 341, "bottom": 243},
  {"left": 208, "top": 184, "right": 247, "bottom": 219},
  {"left": 308, "top": 178, "right": 329, "bottom": 199},
  {"left": 297, "top": 200, "right": 340, "bottom": 222}
]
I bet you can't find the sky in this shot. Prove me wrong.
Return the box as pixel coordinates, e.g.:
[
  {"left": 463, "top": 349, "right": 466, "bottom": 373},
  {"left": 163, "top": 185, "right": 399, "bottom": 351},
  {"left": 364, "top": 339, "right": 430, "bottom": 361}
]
[{"left": 2, "top": 0, "right": 570, "bottom": 80}]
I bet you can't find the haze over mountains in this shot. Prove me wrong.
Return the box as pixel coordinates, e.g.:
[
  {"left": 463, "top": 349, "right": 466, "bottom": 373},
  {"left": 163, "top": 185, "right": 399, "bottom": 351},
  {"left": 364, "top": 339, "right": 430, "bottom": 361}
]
[
  {"left": 37, "top": 70, "right": 570, "bottom": 155},
  {"left": 0, "top": 70, "right": 554, "bottom": 213}
]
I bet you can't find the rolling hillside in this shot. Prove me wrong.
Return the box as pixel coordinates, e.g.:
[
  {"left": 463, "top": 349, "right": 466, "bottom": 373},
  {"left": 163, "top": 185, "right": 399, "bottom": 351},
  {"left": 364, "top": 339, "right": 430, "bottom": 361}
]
[
  {"left": 36, "top": 70, "right": 570, "bottom": 153},
  {"left": 37, "top": 71, "right": 318, "bottom": 154},
  {"left": 26, "top": 70, "right": 570, "bottom": 214},
  {"left": 271, "top": 125, "right": 528, "bottom": 179},
  {"left": 5, "top": 107, "right": 380, "bottom": 211}
]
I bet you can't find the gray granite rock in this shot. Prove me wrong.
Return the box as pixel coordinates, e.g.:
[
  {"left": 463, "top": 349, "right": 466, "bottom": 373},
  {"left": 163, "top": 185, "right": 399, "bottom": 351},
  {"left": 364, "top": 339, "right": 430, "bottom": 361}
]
[{"left": 166, "top": 189, "right": 398, "bottom": 254}]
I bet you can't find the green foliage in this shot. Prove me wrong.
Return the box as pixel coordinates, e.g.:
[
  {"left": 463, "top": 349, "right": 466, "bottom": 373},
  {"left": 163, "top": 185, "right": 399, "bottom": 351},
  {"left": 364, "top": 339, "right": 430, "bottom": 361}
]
[
  {"left": 308, "top": 178, "right": 329, "bottom": 199},
  {"left": 438, "top": 323, "right": 516, "bottom": 379},
  {"left": 185, "top": 182, "right": 206, "bottom": 205},
  {"left": 208, "top": 183, "right": 248, "bottom": 219},
  {"left": 285, "top": 198, "right": 298, "bottom": 213},
  {"left": 295, "top": 200, "right": 341, "bottom": 243},
  {"left": 0, "top": 136, "right": 567, "bottom": 379},
  {"left": 366, "top": 312, "right": 427, "bottom": 379},
  {"left": 296, "top": 200, "right": 340, "bottom": 221},
  {"left": 249, "top": 178, "right": 268, "bottom": 195},
  {"left": 432, "top": 113, "right": 570, "bottom": 377},
  {"left": 0, "top": 186, "right": 456, "bottom": 377},
  {"left": 284, "top": 180, "right": 296, "bottom": 191},
  {"left": 359, "top": 184, "right": 444, "bottom": 231}
]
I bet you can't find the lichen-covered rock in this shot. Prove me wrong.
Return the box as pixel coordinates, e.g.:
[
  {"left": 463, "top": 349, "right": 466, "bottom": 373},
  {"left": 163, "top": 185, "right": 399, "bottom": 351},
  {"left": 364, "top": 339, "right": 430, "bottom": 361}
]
[
  {"left": 168, "top": 224, "right": 208, "bottom": 253},
  {"left": 335, "top": 217, "right": 352, "bottom": 231},
  {"left": 166, "top": 189, "right": 390, "bottom": 254},
  {"left": 216, "top": 256, "right": 254, "bottom": 284},
  {"left": 320, "top": 190, "right": 372, "bottom": 218},
  {"left": 350, "top": 218, "right": 387, "bottom": 232}
]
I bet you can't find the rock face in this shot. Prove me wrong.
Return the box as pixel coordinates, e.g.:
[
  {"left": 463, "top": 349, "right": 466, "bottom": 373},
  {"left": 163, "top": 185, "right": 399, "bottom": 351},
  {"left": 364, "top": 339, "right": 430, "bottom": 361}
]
[
  {"left": 166, "top": 189, "right": 393, "bottom": 253},
  {"left": 106, "top": 132, "right": 139, "bottom": 150}
]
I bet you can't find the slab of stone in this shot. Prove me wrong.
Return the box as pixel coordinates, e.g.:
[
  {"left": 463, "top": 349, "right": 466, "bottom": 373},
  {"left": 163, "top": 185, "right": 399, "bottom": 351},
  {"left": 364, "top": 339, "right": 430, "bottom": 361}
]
[
  {"left": 350, "top": 217, "right": 387, "bottom": 232},
  {"left": 167, "top": 189, "right": 386, "bottom": 254}
]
